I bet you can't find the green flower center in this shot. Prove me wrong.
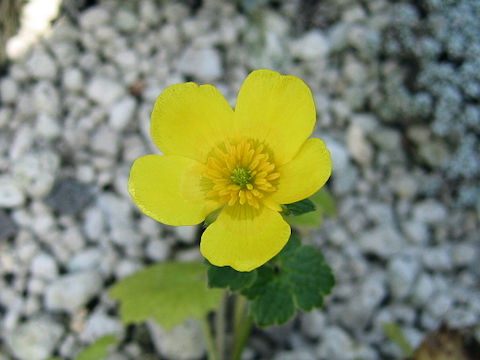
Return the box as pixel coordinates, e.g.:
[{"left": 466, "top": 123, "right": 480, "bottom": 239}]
[{"left": 230, "top": 167, "right": 252, "bottom": 187}]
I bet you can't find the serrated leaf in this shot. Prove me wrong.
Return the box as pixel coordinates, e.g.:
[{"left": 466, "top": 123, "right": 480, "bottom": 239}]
[
  {"left": 285, "top": 189, "right": 335, "bottom": 228},
  {"left": 207, "top": 264, "right": 257, "bottom": 291},
  {"left": 109, "top": 262, "right": 223, "bottom": 330},
  {"left": 242, "top": 235, "right": 335, "bottom": 327},
  {"left": 75, "top": 335, "right": 117, "bottom": 360},
  {"left": 283, "top": 198, "right": 315, "bottom": 216}
]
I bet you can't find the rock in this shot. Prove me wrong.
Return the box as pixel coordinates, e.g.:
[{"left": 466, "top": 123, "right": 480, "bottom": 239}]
[
  {"left": 274, "top": 350, "right": 316, "bottom": 360},
  {"left": 68, "top": 247, "right": 103, "bottom": 272},
  {"left": 174, "top": 225, "right": 197, "bottom": 244},
  {"left": 79, "top": 7, "right": 110, "bottom": 30},
  {"left": 290, "top": 30, "right": 330, "bottom": 60},
  {"left": 452, "top": 243, "right": 478, "bottom": 267},
  {"left": 316, "top": 326, "right": 356, "bottom": 360},
  {"left": 402, "top": 220, "right": 429, "bottom": 245},
  {"left": 0, "top": 77, "right": 19, "bottom": 104},
  {"left": 46, "top": 178, "right": 93, "bottom": 215},
  {"left": 147, "top": 319, "right": 206, "bottom": 360},
  {"left": 413, "top": 199, "right": 448, "bottom": 224},
  {"left": 0, "top": 176, "right": 25, "bottom": 208},
  {"left": 33, "top": 81, "right": 60, "bottom": 117},
  {"left": 26, "top": 48, "right": 58, "bottom": 80},
  {"left": 86, "top": 77, "right": 125, "bottom": 106},
  {"left": 418, "top": 140, "right": 449, "bottom": 167},
  {"left": 45, "top": 271, "right": 103, "bottom": 313},
  {"left": 426, "top": 292, "right": 452, "bottom": 318},
  {"left": 0, "top": 210, "right": 17, "bottom": 240},
  {"left": 358, "top": 225, "right": 404, "bottom": 258},
  {"left": 346, "top": 124, "right": 373, "bottom": 166},
  {"left": 13, "top": 151, "right": 60, "bottom": 198},
  {"left": 109, "top": 96, "right": 136, "bottom": 131},
  {"left": 80, "top": 310, "right": 123, "bottom": 342},
  {"left": 178, "top": 47, "right": 222, "bottom": 81},
  {"left": 301, "top": 310, "right": 326, "bottom": 339},
  {"left": 323, "top": 137, "right": 350, "bottom": 174},
  {"left": 411, "top": 273, "right": 436, "bottom": 306},
  {"left": 9, "top": 125, "right": 35, "bottom": 160},
  {"left": 422, "top": 246, "right": 452, "bottom": 271},
  {"left": 145, "top": 239, "right": 170, "bottom": 262},
  {"left": 63, "top": 68, "right": 84, "bottom": 92},
  {"left": 6, "top": 317, "right": 63, "bottom": 360},
  {"left": 369, "top": 127, "right": 402, "bottom": 153},
  {"left": 30, "top": 252, "right": 58, "bottom": 281},
  {"left": 114, "top": 9, "right": 138, "bottom": 32},
  {"left": 91, "top": 125, "right": 119, "bottom": 156},
  {"left": 83, "top": 206, "right": 105, "bottom": 241},
  {"left": 36, "top": 114, "right": 61, "bottom": 140},
  {"left": 388, "top": 257, "right": 419, "bottom": 300}
]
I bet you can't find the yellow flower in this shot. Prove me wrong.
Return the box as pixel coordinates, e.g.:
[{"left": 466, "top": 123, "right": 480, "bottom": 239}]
[{"left": 128, "top": 69, "right": 332, "bottom": 271}]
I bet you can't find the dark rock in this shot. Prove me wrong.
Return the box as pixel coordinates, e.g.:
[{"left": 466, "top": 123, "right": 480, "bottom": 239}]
[
  {"left": 46, "top": 178, "right": 93, "bottom": 215},
  {"left": 0, "top": 210, "right": 17, "bottom": 240}
]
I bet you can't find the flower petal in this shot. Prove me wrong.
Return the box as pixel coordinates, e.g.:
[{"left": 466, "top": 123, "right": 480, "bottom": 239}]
[
  {"left": 234, "top": 69, "right": 316, "bottom": 166},
  {"left": 200, "top": 205, "right": 291, "bottom": 272},
  {"left": 151, "top": 82, "right": 234, "bottom": 163},
  {"left": 269, "top": 138, "right": 332, "bottom": 205},
  {"left": 128, "top": 155, "right": 220, "bottom": 226}
]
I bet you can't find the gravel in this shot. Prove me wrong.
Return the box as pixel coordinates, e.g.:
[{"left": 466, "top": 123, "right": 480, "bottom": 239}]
[{"left": 0, "top": 0, "right": 478, "bottom": 359}]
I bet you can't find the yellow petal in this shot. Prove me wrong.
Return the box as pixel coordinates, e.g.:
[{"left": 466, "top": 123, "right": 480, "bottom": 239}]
[
  {"left": 200, "top": 205, "right": 291, "bottom": 271},
  {"left": 269, "top": 138, "right": 332, "bottom": 205},
  {"left": 151, "top": 82, "right": 234, "bottom": 163},
  {"left": 234, "top": 69, "right": 316, "bottom": 166},
  {"left": 128, "top": 155, "right": 220, "bottom": 226}
]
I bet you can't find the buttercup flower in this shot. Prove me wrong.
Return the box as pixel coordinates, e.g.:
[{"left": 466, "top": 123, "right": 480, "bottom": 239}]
[{"left": 128, "top": 70, "right": 332, "bottom": 271}]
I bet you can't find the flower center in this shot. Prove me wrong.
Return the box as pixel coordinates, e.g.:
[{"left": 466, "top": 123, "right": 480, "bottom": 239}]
[
  {"left": 203, "top": 139, "right": 280, "bottom": 208},
  {"left": 230, "top": 167, "right": 252, "bottom": 187}
]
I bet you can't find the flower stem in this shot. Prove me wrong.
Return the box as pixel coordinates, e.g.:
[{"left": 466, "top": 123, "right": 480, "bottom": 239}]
[
  {"left": 202, "top": 316, "right": 217, "bottom": 360},
  {"left": 215, "top": 292, "right": 227, "bottom": 360},
  {"left": 231, "top": 294, "right": 253, "bottom": 360}
]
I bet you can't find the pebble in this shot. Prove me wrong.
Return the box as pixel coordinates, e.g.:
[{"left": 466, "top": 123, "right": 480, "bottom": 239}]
[
  {"left": 147, "top": 319, "right": 206, "bottom": 360},
  {"left": 68, "top": 248, "right": 103, "bottom": 272},
  {"left": 300, "top": 310, "right": 326, "bottom": 339},
  {"left": 79, "top": 310, "right": 123, "bottom": 342},
  {"left": 174, "top": 225, "right": 197, "bottom": 244},
  {"left": 6, "top": 317, "right": 63, "bottom": 360},
  {"left": 32, "top": 81, "right": 60, "bottom": 117},
  {"left": 79, "top": 7, "right": 110, "bottom": 30},
  {"left": 413, "top": 199, "right": 448, "bottom": 224},
  {"left": 30, "top": 252, "right": 58, "bottom": 281},
  {"left": 0, "top": 176, "right": 25, "bottom": 208},
  {"left": 0, "top": 210, "right": 17, "bottom": 240},
  {"left": 388, "top": 256, "right": 419, "bottom": 300},
  {"left": 358, "top": 225, "right": 404, "bottom": 258},
  {"left": 63, "top": 67, "right": 84, "bottom": 92},
  {"left": 44, "top": 271, "right": 103, "bottom": 313},
  {"left": 35, "top": 113, "right": 61, "bottom": 139},
  {"left": 26, "top": 48, "right": 58, "bottom": 80},
  {"left": 46, "top": 178, "right": 93, "bottom": 215},
  {"left": 91, "top": 125, "right": 120, "bottom": 156},
  {"left": 290, "top": 30, "right": 330, "bottom": 60},
  {"left": 0, "top": 77, "right": 19, "bottom": 104},
  {"left": 347, "top": 124, "right": 374, "bottom": 166},
  {"left": 109, "top": 96, "right": 136, "bottom": 131},
  {"left": 145, "top": 239, "right": 170, "bottom": 262},
  {"left": 411, "top": 273, "right": 436, "bottom": 306},
  {"left": 177, "top": 47, "right": 222, "bottom": 81},
  {"left": 422, "top": 246, "right": 453, "bottom": 271},
  {"left": 86, "top": 77, "right": 126, "bottom": 106}
]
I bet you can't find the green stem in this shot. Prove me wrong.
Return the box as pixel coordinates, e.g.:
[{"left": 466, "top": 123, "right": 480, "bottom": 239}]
[
  {"left": 215, "top": 292, "right": 227, "bottom": 360},
  {"left": 202, "top": 316, "right": 217, "bottom": 360},
  {"left": 231, "top": 295, "right": 253, "bottom": 360}
]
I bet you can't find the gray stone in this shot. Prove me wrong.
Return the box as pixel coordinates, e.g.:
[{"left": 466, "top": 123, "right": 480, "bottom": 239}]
[
  {"left": 80, "top": 7, "right": 110, "bottom": 30},
  {"left": 114, "top": 9, "right": 138, "bottom": 32},
  {"left": 30, "top": 252, "right": 58, "bottom": 281},
  {"left": 174, "top": 225, "right": 197, "bottom": 244},
  {"left": 0, "top": 176, "right": 25, "bottom": 208},
  {"left": 36, "top": 114, "right": 61, "bottom": 139},
  {"left": 68, "top": 248, "right": 103, "bottom": 272},
  {"left": 347, "top": 124, "right": 373, "bottom": 166},
  {"left": 300, "top": 310, "right": 326, "bottom": 339},
  {"left": 316, "top": 326, "right": 356, "bottom": 360},
  {"left": 46, "top": 178, "right": 93, "bottom": 215},
  {"left": 411, "top": 273, "right": 436, "bottom": 306},
  {"left": 427, "top": 292, "right": 452, "bottom": 318},
  {"left": 33, "top": 81, "right": 60, "bottom": 117},
  {"left": 0, "top": 77, "right": 19, "bottom": 104},
  {"left": 9, "top": 124, "right": 35, "bottom": 160},
  {"left": 413, "top": 199, "right": 448, "bottom": 224},
  {"left": 452, "top": 243, "right": 478, "bottom": 267},
  {"left": 418, "top": 140, "right": 449, "bottom": 167},
  {"left": 63, "top": 68, "right": 84, "bottom": 92},
  {"left": 6, "top": 317, "right": 63, "bottom": 360},
  {"left": 26, "top": 49, "right": 58, "bottom": 80},
  {"left": 0, "top": 210, "right": 17, "bottom": 240},
  {"left": 290, "top": 30, "right": 329, "bottom": 60},
  {"left": 147, "top": 319, "right": 206, "bottom": 360},
  {"left": 83, "top": 206, "right": 105, "bottom": 241},
  {"left": 388, "top": 257, "right": 419, "bottom": 300},
  {"left": 80, "top": 310, "right": 123, "bottom": 342},
  {"left": 91, "top": 125, "right": 119, "bottom": 156},
  {"left": 109, "top": 96, "right": 136, "bottom": 131},
  {"left": 45, "top": 271, "right": 103, "bottom": 313},
  {"left": 145, "top": 239, "right": 170, "bottom": 262},
  {"left": 86, "top": 77, "right": 125, "bottom": 106},
  {"left": 422, "top": 246, "right": 452, "bottom": 271},
  {"left": 358, "top": 225, "right": 404, "bottom": 258},
  {"left": 13, "top": 151, "right": 60, "bottom": 198},
  {"left": 178, "top": 47, "right": 222, "bottom": 81},
  {"left": 402, "top": 220, "right": 429, "bottom": 245}
]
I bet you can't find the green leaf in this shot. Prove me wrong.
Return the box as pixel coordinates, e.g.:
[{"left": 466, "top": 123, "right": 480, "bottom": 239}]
[
  {"left": 204, "top": 208, "right": 222, "bottom": 227},
  {"left": 282, "top": 198, "right": 315, "bottom": 216},
  {"left": 383, "top": 323, "right": 414, "bottom": 357},
  {"left": 285, "top": 189, "right": 336, "bottom": 228},
  {"left": 207, "top": 264, "right": 257, "bottom": 291},
  {"left": 75, "top": 335, "right": 117, "bottom": 360},
  {"left": 109, "top": 262, "right": 223, "bottom": 330},
  {"left": 242, "top": 234, "right": 335, "bottom": 327}
]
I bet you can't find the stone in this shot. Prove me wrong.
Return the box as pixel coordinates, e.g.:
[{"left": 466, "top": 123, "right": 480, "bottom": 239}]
[
  {"left": 33, "top": 81, "right": 60, "bottom": 117},
  {"left": 0, "top": 210, "right": 17, "bottom": 240},
  {"left": 413, "top": 199, "right": 448, "bottom": 224},
  {"left": 109, "top": 96, "right": 136, "bottom": 131},
  {"left": 30, "top": 252, "right": 58, "bottom": 281},
  {"left": 0, "top": 77, "right": 19, "bottom": 104},
  {"left": 80, "top": 310, "right": 123, "bottom": 342},
  {"left": 174, "top": 225, "right": 197, "bottom": 244},
  {"left": 79, "top": 7, "right": 110, "bottom": 30},
  {"left": 86, "top": 77, "right": 125, "bottom": 106},
  {"left": 402, "top": 220, "right": 429, "bottom": 245},
  {"left": 300, "top": 310, "right": 326, "bottom": 339},
  {"left": 452, "top": 243, "right": 477, "bottom": 267},
  {"left": 178, "top": 47, "right": 222, "bottom": 81},
  {"left": 13, "top": 151, "right": 60, "bottom": 198},
  {"left": 422, "top": 246, "right": 452, "bottom": 271},
  {"left": 36, "top": 114, "right": 61, "bottom": 139},
  {"left": 388, "top": 257, "right": 419, "bottom": 300},
  {"left": 290, "top": 30, "right": 330, "bottom": 60},
  {"left": 68, "top": 248, "right": 103, "bottom": 272},
  {"left": 147, "top": 319, "right": 206, "bottom": 360},
  {"left": 45, "top": 271, "right": 103, "bottom": 313},
  {"left": 83, "top": 206, "right": 106, "bottom": 241},
  {"left": 9, "top": 125, "right": 34, "bottom": 160},
  {"left": 145, "top": 239, "right": 170, "bottom": 262},
  {"left": 91, "top": 125, "right": 119, "bottom": 156},
  {"left": 0, "top": 176, "right": 25, "bottom": 208},
  {"left": 411, "top": 273, "right": 436, "bottom": 306},
  {"left": 358, "top": 225, "right": 404, "bottom": 258},
  {"left": 6, "top": 317, "right": 63, "bottom": 360},
  {"left": 316, "top": 326, "right": 356, "bottom": 360},
  {"left": 46, "top": 178, "right": 93, "bottom": 215},
  {"left": 114, "top": 9, "right": 138, "bottom": 32},
  {"left": 427, "top": 292, "right": 452, "bottom": 318},
  {"left": 346, "top": 124, "right": 373, "bottom": 166},
  {"left": 63, "top": 68, "right": 84, "bottom": 92},
  {"left": 26, "top": 48, "right": 58, "bottom": 80}
]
